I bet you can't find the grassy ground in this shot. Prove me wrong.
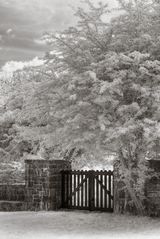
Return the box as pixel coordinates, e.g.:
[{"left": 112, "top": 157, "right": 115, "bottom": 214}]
[{"left": 0, "top": 210, "right": 159, "bottom": 239}]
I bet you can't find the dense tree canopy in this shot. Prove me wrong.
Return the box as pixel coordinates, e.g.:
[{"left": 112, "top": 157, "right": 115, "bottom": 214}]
[{"left": 0, "top": 0, "right": 160, "bottom": 213}]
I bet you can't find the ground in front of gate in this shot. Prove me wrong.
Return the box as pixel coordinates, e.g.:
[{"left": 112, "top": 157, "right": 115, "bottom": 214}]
[{"left": 0, "top": 211, "right": 160, "bottom": 239}]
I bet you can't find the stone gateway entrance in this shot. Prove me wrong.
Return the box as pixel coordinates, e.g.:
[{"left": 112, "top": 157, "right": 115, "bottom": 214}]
[
  {"left": 25, "top": 160, "right": 113, "bottom": 212},
  {"left": 1, "top": 159, "right": 160, "bottom": 216}
]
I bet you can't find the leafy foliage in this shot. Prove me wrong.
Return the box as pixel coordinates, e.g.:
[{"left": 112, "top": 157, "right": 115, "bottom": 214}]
[{"left": 0, "top": 0, "right": 160, "bottom": 214}]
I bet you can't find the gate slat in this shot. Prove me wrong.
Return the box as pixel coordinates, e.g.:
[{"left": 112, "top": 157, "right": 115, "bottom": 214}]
[
  {"left": 108, "top": 172, "right": 112, "bottom": 210},
  {"left": 96, "top": 172, "right": 99, "bottom": 208},
  {"left": 77, "top": 172, "right": 80, "bottom": 208},
  {"left": 105, "top": 174, "right": 107, "bottom": 209},
  {"left": 70, "top": 172, "right": 72, "bottom": 207},
  {"left": 74, "top": 173, "right": 76, "bottom": 207},
  {"left": 94, "top": 177, "right": 96, "bottom": 208},
  {"left": 61, "top": 171, "right": 65, "bottom": 208},
  {"left": 85, "top": 173, "right": 87, "bottom": 208},
  {"left": 100, "top": 173, "right": 103, "bottom": 209},
  {"left": 98, "top": 174, "right": 101, "bottom": 208},
  {"left": 66, "top": 172, "right": 69, "bottom": 208},
  {"left": 81, "top": 173, "right": 83, "bottom": 207},
  {"left": 93, "top": 173, "right": 95, "bottom": 209}
]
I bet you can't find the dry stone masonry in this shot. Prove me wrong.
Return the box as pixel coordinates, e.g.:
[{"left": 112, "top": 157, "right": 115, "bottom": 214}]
[
  {"left": 25, "top": 159, "right": 71, "bottom": 211},
  {"left": 145, "top": 160, "right": 160, "bottom": 216},
  {"left": 0, "top": 184, "right": 26, "bottom": 211},
  {"left": 0, "top": 159, "right": 71, "bottom": 211}
]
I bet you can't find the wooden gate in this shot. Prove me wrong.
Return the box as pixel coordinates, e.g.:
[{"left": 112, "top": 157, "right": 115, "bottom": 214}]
[{"left": 61, "top": 170, "right": 114, "bottom": 212}]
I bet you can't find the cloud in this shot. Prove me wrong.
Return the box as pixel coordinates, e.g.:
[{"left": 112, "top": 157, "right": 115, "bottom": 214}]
[
  {"left": 34, "top": 39, "right": 47, "bottom": 46},
  {"left": 0, "top": 0, "right": 117, "bottom": 68},
  {"left": 6, "top": 28, "right": 13, "bottom": 34},
  {"left": 0, "top": 57, "right": 45, "bottom": 78},
  {"left": 0, "top": 47, "right": 45, "bottom": 68}
]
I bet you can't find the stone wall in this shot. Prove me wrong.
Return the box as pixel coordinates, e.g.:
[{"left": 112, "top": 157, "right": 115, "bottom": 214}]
[
  {"left": 25, "top": 159, "right": 71, "bottom": 211},
  {"left": 0, "top": 159, "right": 71, "bottom": 211},
  {"left": 145, "top": 160, "right": 160, "bottom": 216},
  {"left": 0, "top": 184, "right": 25, "bottom": 201},
  {"left": 0, "top": 184, "right": 26, "bottom": 211}
]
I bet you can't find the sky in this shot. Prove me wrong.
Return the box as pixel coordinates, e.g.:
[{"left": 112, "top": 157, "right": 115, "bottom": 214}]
[{"left": 0, "top": 0, "right": 117, "bottom": 68}]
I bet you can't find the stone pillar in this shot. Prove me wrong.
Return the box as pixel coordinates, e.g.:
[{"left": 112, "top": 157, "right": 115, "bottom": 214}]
[
  {"left": 25, "top": 159, "right": 71, "bottom": 211},
  {"left": 145, "top": 160, "right": 160, "bottom": 216}
]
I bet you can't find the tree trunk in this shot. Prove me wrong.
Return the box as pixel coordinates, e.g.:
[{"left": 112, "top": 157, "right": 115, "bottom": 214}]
[
  {"left": 124, "top": 178, "right": 145, "bottom": 216},
  {"left": 118, "top": 149, "right": 145, "bottom": 216}
]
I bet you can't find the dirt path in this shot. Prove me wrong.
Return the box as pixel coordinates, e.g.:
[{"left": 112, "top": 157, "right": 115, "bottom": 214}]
[{"left": 0, "top": 211, "right": 159, "bottom": 239}]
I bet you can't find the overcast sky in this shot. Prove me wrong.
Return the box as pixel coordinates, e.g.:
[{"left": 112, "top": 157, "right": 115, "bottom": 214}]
[{"left": 0, "top": 0, "right": 117, "bottom": 68}]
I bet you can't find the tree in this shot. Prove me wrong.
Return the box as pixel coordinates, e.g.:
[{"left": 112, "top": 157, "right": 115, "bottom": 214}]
[
  {"left": 110, "top": 0, "right": 160, "bottom": 61},
  {"left": 110, "top": 0, "right": 153, "bottom": 53},
  {"left": 41, "top": 0, "right": 160, "bottom": 215},
  {"left": 43, "top": 0, "right": 113, "bottom": 73},
  {"left": 1, "top": 0, "right": 160, "bottom": 214},
  {"left": 0, "top": 63, "right": 52, "bottom": 182}
]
